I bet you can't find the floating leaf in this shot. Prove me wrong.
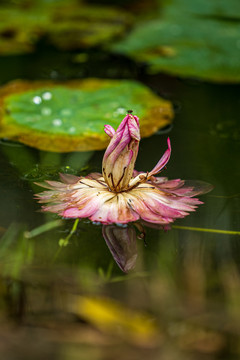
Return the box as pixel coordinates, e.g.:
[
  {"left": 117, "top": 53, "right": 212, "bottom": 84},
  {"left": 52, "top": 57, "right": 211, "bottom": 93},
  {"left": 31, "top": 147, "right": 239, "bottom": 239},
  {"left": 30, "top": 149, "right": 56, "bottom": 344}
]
[
  {"left": 0, "top": 79, "right": 173, "bottom": 152},
  {"left": 73, "top": 295, "right": 158, "bottom": 344},
  {"left": 111, "top": 0, "right": 240, "bottom": 82},
  {"left": 0, "top": 2, "right": 131, "bottom": 55},
  {"left": 0, "top": 7, "right": 47, "bottom": 55},
  {"left": 162, "top": 0, "right": 240, "bottom": 19},
  {"left": 47, "top": 5, "right": 132, "bottom": 50}
]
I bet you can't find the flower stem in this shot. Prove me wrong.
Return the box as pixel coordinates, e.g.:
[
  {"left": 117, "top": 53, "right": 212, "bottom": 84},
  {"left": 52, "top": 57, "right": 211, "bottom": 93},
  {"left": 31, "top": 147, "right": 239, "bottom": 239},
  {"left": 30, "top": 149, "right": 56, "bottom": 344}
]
[{"left": 173, "top": 225, "right": 240, "bottom": 236}]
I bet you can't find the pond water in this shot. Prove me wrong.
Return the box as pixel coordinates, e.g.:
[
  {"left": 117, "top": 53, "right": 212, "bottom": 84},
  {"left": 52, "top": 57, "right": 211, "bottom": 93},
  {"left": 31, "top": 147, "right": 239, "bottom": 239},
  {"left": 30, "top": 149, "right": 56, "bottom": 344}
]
[{"left": 0, "top": 46, "right": 240, "bottom": 359}]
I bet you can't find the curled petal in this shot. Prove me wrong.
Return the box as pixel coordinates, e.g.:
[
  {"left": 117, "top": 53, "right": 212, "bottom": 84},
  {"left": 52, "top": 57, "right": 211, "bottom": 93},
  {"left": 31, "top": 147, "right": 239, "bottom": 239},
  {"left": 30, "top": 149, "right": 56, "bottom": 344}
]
[
  {"left": 59, "top": 173, "right": 81, "bottom": 184},
  {"left": 34, "top": 180, "right": 68, "bottom": 190},
  {"left": 128, "top": 138, "right": 172, "bottom": 190},
  {"left": 104, "top": 124, "right": 115, "bottom": 138},
  {"left": 128, "top": 115, "right": 140, "bottom": 141},
  {"left": 150, "top": 178, "right": 213, "bottom": 197},
  {"left": 85, "top": 172, "right": 103, "bottom": 180},
  {"left": 148, "top": 137, "right": 171, "bottom": 177},
  {"left": 173, "top": 180, "right": 214, "bottom": 196}
]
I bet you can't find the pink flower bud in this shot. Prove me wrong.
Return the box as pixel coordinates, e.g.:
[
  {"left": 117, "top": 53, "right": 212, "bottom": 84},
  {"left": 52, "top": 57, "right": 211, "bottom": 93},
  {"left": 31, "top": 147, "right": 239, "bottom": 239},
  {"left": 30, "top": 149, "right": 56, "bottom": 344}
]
[{"left": 102, "top": 114, "right": 140, "bottom": 192}]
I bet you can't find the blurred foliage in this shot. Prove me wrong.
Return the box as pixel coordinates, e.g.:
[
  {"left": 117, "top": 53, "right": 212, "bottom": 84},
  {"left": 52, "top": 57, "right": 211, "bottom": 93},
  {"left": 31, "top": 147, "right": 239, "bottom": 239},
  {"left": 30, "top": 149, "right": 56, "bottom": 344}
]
[
  {"left": 1, "top": 220, "right": 240, "bottom": 358},
  {"left": 163, "top": 0, "right": 240, "bottom": 19},
  {"left": 0, "top": 78, "right": 173, "bottom": 152},
  {"left": 0, "top": 0, "right": 240, "bottom": 82},
  {"left": 74, "top": 295, "right": 158, "bottom": 344},
  {"left": 112, "top": 0, "right": 240, "bottom": 82},
  {"left": 0, "top": 7, "right": 47, "bottom": 55},
  {"left": 47, "top": 4, "right": 132, "bottom": 51},
  {"left": 0, "top": 0, "right": 131, "bottom": 55}
]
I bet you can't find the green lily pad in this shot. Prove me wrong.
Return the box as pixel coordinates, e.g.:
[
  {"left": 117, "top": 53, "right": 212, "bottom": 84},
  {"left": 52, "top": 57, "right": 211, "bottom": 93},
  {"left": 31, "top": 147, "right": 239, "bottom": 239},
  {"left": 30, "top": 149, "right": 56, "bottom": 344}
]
[
  {"left": 47, "top": 5, "right": 132, "bottom": 50},
  {"left": 0, "top": 2, "right": 131, "bottom": 55},
  {"left": 0, "top": 79, "right": 173, "bottom": 152},
  {"left": 0, "top": 7, "right": 48, "bottom": 55},
  {"left": 162, "top": 0, "right": 240, "bottom": 19},
  {"left": 111, "top": 0, "right": 240, "bottom": 82}
]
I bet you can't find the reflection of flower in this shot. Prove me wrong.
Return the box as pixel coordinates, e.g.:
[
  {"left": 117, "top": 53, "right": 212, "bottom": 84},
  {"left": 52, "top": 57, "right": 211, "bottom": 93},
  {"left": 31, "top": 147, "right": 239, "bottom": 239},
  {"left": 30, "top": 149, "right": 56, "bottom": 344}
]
[
  {"left": 35, "top": 113, "right": 212, "bottom": 225},
  {"left": 102, "top": 224, "right": 138, "bottom": 273}
]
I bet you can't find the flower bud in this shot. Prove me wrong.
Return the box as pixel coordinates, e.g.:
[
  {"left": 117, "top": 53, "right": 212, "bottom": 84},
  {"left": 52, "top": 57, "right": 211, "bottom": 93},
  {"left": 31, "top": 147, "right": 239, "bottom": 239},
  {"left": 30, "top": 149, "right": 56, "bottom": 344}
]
[{"left": 102, "top": 114, "right": 140, "bottom": 192}]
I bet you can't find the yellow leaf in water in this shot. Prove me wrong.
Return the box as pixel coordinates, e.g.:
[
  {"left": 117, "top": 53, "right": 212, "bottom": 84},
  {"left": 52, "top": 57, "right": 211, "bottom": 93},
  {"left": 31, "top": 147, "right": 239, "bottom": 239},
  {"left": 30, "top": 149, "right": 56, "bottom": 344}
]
[{"left": 72, "top": 295, "right": 159, "bottom": 345}]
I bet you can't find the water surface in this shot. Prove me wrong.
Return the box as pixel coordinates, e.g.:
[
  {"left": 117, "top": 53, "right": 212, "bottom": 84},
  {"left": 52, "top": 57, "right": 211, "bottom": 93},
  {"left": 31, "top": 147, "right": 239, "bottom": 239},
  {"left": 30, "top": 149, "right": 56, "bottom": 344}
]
[{"left": 0, "top": 47, "right": 240, "bottom": 359}]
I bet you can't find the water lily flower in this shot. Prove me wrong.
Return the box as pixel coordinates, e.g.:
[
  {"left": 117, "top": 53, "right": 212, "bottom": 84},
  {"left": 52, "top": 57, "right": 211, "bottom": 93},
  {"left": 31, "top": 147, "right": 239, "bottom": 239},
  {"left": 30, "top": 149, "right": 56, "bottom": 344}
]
[{"left": 35, "top": 113, "right": 212, "bottom": 225}]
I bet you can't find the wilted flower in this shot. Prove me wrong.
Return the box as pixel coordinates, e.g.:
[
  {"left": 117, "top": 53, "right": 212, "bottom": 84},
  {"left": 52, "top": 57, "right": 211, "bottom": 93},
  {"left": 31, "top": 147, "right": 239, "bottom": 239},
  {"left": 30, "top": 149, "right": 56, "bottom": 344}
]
[{"left": 35, "top": 113, "right": 212, "bottom": 225}]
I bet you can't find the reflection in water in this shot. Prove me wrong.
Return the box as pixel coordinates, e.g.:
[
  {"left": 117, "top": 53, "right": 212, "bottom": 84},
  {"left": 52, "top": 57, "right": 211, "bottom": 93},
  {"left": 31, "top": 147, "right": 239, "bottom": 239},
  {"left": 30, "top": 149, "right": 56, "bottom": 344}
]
[
  {"left": 102, "top": 224, "right": 138, "bottom": 272},
  {"left": 102, "top": 222, "right": 170, "bottom": 272}
]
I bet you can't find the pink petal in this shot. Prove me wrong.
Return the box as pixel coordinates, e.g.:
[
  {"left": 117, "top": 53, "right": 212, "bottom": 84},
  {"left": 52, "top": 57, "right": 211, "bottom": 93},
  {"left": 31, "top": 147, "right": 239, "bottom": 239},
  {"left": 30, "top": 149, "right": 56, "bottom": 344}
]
[
  {"left": 104, "top": 124, "right": 115, "bottom": 138},
  {"left": 176, "top": 180, "right": 214, "bottom": 196},
  {"left": 85, "top": 172, "right": 103, "bottom": 180},
  {"left": 151, "top": 178, "right": 213, "bottom": 197},
  {"left": 148, "top": 137, "right": 171, "bottom": 177},
  {"left": 128, "top": 115, "right": 140, "bottom": 141},
  {"left": 102, "top": 114, "right": 140, "bottom": 192},
  {"left": 152, "top": 178, "right": 183, "bottom": 188},
  {"left": 63, "top": 207, "right": 85, "bottom": 218},
  {"left": 44, "top": 180, "right": 69, "bottom": 189},
  {"left": 61, "top": 187, "right": 115, "bottom": 220},
  {"left": 89, "top": 193, "right": 139, "bottom": 224},
  {"left": 59, "top": 173, "right": 81, "bottom": 184},
  {"left": 42, "top": 203, "right": 67, "bottom": 213},
  {"left": 34, "top": 181, "right": 63, "bottom": 190},
  {"left": 126, "top": 183, "right": 203, "bottom": 224}
]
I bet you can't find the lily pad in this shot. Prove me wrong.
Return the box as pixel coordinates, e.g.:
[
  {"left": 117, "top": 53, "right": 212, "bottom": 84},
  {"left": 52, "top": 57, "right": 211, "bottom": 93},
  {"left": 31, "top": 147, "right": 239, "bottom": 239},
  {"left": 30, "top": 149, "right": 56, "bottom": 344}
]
[
  {"left": 0, "top": 2, "right": 131, "bottom": 55},
  {"left": 111, "top": 0, "right": 240, "bottom": 82},
  {"left": 162, "top": 0, "right": 240, "bottom": 19},
  {"left": 0, "top": 7, "right": 47, "bottom": 55},
  {"left": 0, "top": 79, "right": 173, "bottom": 152},
  {"left": 47, "top": 5, "right": 132, "bottom": 50}
]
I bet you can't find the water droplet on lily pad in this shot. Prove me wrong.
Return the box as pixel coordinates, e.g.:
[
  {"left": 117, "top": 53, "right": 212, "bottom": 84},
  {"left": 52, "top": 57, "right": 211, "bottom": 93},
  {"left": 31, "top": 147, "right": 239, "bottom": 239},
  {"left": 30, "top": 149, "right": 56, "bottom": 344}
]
[
  {"left": 41, "top": 107, "right": 52, "bottom": 116},
  {"left": 115, "top": 107, "right": 126, "bottom": 115},
  {"left": 42, "top": 92, "right": 52, "bottom": 100},
  {"left": 52, "top": 119, "right": 62, "bottom": 126},
  {"left": 33, "top": 96, "right": 42, "bottom": 105},
  {"left": 0, "top": 79, "right": 174, "bottom": 152}
]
